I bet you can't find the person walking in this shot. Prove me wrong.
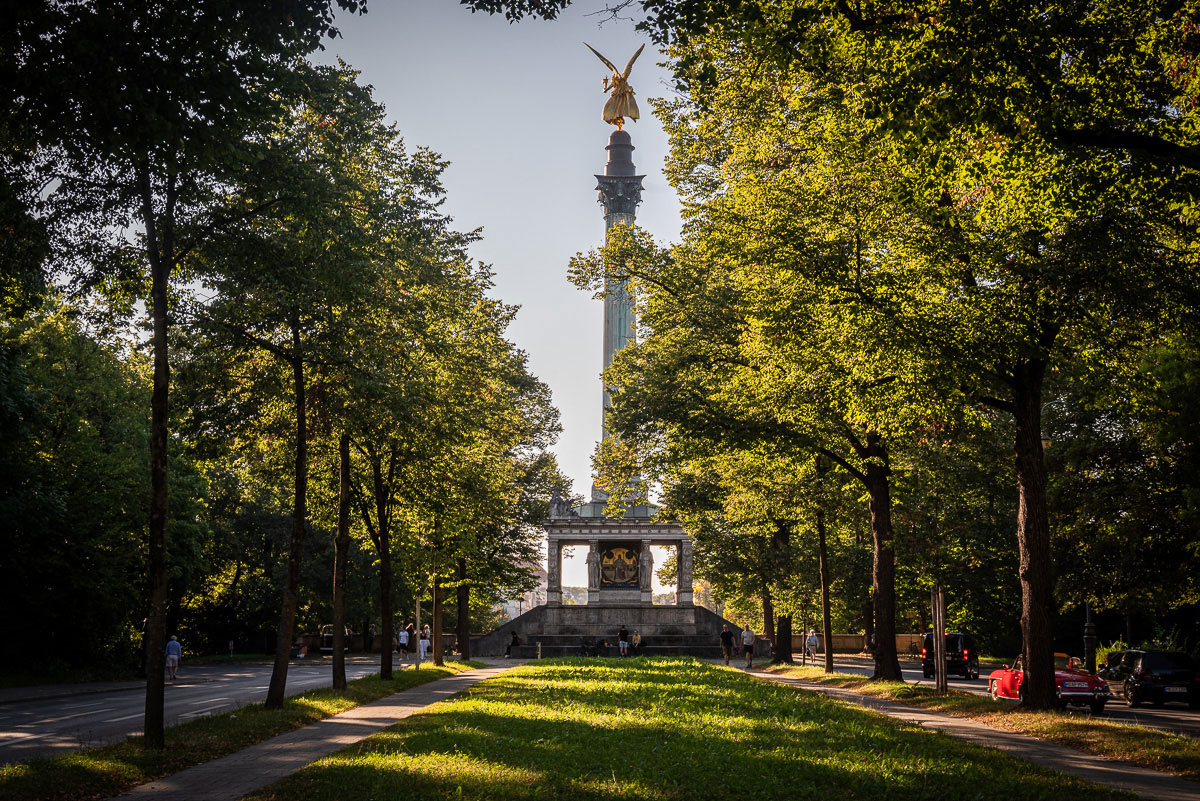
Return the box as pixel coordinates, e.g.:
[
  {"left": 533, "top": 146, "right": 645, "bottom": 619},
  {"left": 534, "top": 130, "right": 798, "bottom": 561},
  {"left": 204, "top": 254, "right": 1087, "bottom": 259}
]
[
  {"left": 719, "top": 624, "right": 735, "bottom": 666},
  {"left": 398, "top": 625, "right": 410, "bottom": 661},
  {"left": 418, "top": 625, "right": 430, "bottom": 662},
  {"left": 505, "top": 630, "right": 520, "bottom": 658},
  {"left": 741, "top": 625, "right": 756, "bottom": 669},
  {"left": 806, "top": 629, "right": 820, "bottom": 663},
  {"left": 164, "top": 635, "right": 182, "bottom": 681},
  {"left": 618, "top": 625, "right": 630, "bottom": 657}
]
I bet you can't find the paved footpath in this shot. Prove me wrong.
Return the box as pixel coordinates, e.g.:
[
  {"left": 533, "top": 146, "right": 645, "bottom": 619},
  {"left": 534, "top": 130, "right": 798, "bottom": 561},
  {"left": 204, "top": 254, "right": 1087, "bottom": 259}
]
[
  {"left": 107, "top": 665, "right": 511, "bottom": 801},
  {"left": 754, "top": 669, "right": 1200, "bottom": 801}
]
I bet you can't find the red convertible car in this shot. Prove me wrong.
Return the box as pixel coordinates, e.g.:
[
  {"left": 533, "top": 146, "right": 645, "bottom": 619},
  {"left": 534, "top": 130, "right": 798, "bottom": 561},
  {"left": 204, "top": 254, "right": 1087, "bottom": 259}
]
[{"left": 988, "top": 653, "right": 1110, "bottom": 713}]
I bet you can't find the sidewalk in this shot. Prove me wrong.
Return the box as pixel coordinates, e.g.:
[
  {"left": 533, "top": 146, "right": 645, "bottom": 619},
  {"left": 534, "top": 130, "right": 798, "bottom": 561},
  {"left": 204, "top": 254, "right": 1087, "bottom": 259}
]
[
  {"left": 754, "top": 669, "right": 1200, "bottom": 801},
  {"left": 106, "top": 664, "right": 511, "bottom": 801}
]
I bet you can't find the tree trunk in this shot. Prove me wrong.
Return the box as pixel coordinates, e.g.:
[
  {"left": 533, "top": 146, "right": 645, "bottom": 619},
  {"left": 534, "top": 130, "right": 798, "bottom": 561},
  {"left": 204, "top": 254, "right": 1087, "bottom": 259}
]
[
  {"left": 864, "top": 434, "right": 902, "bottom": 680},
  {"left": 373, "top": 453, "right": 394, "bottom": 681},
  {"left": 761, "top": 592, "right": 775, "bottom": 648},
  {"left": 1013, "top": 364, "right": 1056, "bottom": 708},
  {"left": 266, "top": 327, "right": 307, "bottom": 710},
  {"left": 137, "top": 159, "right": 168, "bottom": 749},
  {"left": 432, "top": 577, "right": 444, "bottom": 666},
  {"left": 861, "top": 599, "right": 874, "bottom": 655},
  {"left": 772, "top": 615, "right": 793, "bottom": 664},
  {"left": 456, "top": 557, "right": 470, "bottom": 660},
  {"left": 332, "top": 432, "right": 351, "bottom": 691},
  {"left": 817, "top": 508, "right": 834, "bottom": 673}
]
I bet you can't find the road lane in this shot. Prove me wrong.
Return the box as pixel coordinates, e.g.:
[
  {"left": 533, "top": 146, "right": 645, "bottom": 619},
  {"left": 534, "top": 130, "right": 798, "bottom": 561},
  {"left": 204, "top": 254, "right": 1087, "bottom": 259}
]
[{"left": 0, "top": 657, "right": 387, "bottom": 764}]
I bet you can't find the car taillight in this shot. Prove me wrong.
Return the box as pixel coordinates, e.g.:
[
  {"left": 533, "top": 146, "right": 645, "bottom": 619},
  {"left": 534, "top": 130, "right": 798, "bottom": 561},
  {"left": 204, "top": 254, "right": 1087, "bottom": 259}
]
[
  {"left": 1137, "top": 670, "right": 1151, "bottom": 680},
  {"left": 963, "top": 649, "right": 969, "bottom": 661},
  {"left": 921, "top": 648, "right": 927, "bottom": 659}
]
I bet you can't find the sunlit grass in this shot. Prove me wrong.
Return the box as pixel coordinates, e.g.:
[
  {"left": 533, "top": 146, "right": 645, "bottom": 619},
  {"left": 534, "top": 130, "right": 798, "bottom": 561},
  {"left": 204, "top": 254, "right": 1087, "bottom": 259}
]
[
  {"left": 0, "top": 661, "right": 481, "bottom": 801},
  {"left": 247, "top": 657, "right": 1134, "bottom": 801},
  {"left": 768, "top": 664, "right": 1200, "bottom": 781}
]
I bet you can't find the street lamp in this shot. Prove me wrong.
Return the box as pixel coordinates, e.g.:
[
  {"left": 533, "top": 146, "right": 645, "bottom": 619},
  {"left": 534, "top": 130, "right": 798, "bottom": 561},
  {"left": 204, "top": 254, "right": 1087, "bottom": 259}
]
[{"left": 1083, "top": 602, "right": 1098, "bottom": 673}]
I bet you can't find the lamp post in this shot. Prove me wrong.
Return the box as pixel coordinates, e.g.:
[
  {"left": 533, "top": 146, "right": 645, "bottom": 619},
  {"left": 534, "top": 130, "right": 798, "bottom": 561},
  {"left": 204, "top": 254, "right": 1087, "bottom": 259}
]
[{"left": 1083, "top": 602, "right": 1098, "bottom": 673}]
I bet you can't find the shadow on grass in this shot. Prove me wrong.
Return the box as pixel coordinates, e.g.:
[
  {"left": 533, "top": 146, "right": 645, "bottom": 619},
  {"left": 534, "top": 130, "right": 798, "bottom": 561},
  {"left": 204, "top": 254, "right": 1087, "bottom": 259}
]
[{"left": 247, "top": 658, "right": 1133, "bottom": 801}]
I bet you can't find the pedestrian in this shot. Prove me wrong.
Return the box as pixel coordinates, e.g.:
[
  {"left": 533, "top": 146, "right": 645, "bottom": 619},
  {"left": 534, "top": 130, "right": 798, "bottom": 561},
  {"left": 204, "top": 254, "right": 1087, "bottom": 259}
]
[
  {"left": 741, "top": 625, "right": 756, "bottom": 668},
  {"left": 719, "top": 623, "right": 735, "bottom": 666},
  {"left": 806, "top": 629, "right": 820, "bottom": 663},
  {"left": 398, "top": 624, "right": 410, "bottom": 660},
  {"left": 164, "top": 635, "right": 182, "bottom": 681},
  {"left": 367, "top": 623, "right": 376, "bottom": 653},
  {"left": 419, "top": 625, "right": 430, "bottom": 662},
  {"left": 618, "top": 625, "right": 630, "bottom": 657},
  {"left": 631, "top": 629, "right": 642, "bottom": 655},
  {"left": 505, "top": 630, "right": 520, "bottom": 658}
]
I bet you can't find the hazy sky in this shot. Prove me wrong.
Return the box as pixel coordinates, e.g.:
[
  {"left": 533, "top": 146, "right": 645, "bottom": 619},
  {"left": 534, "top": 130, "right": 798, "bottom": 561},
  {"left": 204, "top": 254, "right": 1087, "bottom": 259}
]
[
  {"left": 316, "top": 2, "right": 684, "bottom": 586},
  {"left": 317, "top": 1, "right": 681, "bottom": 501}
]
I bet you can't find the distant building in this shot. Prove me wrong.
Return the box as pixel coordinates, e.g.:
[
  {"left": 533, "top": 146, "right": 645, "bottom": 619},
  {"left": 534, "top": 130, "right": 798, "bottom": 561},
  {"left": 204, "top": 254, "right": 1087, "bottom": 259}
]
[{"left": 499, "top": 563, "right": 547, "bottom": 622}]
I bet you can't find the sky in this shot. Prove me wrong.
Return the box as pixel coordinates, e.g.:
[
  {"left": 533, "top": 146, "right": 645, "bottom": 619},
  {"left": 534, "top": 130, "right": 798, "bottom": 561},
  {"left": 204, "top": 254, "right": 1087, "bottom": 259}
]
[{"left": 315, "top": 2, "right": 684, "bottom": 586}]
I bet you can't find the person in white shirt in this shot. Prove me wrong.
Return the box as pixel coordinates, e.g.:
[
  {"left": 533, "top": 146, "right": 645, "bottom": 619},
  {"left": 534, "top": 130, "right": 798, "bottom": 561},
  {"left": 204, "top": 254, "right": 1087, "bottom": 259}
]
[
  {"left": 741, "top": 626, "right": 756, "bottom": 668},
  {"left": 806, "top": 629, "right": 820, "bottom": 662}
]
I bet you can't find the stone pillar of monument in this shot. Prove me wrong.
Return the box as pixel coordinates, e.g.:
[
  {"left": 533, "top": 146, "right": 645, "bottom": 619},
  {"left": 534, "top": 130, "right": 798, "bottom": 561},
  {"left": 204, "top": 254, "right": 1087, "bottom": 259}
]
[
  {"left": 546, "top": 537, "right": 562, "bottom": 606},
  {"left": 677, "top": 539, "right": 694, "bottom": 606}
]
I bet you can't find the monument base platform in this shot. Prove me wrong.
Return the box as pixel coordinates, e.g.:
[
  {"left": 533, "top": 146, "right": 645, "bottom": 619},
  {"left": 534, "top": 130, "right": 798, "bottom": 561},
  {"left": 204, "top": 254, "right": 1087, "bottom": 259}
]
[{"left": 470, "top": 603, "right": 754, "bottom": 659}]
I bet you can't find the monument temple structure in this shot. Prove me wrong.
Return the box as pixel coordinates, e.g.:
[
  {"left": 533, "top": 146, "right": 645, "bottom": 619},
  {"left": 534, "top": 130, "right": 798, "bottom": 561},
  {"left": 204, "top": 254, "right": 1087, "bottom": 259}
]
[{"left": 470, "top": 47, "right": 734, "bottom": 658}]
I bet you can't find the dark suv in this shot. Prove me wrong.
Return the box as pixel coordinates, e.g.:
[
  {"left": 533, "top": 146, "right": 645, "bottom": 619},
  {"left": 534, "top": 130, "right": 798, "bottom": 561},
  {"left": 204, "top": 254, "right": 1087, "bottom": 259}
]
[
  {"left": 922, "top": 632, "right": 980, "bottom": 679},
  {"left": 1101, "top": 650, "right": 1199, "bottom": 708}
]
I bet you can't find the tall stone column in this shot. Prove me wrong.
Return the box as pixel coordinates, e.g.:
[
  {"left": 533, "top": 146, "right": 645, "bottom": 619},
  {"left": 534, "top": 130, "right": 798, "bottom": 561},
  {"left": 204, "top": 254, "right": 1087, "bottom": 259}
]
[
  {"left": 546, "top": 537, "right": 561, "bottom": 606},
  {"left": 639, "top": 539, "right": 653, "bottom": 606},
  {"left": 676, "top": 538, "right": 694, "bottom": 606},
  {"left": 586, "top": 540, "right": 601, "bottom": 604},
  {"left": 595, "top": 130, "right": 645, "bottom": 434}
]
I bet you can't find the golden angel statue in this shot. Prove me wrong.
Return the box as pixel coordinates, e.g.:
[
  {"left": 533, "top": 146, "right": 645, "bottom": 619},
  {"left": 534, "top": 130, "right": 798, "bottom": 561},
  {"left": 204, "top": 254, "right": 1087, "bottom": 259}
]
[{"left": 585, "top": 43, "right": 645, "bottom": 129}]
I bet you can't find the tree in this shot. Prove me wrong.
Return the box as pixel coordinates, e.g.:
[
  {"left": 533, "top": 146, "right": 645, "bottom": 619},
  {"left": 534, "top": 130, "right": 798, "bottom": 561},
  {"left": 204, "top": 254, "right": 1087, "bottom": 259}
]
[
  {"left": 4, "top": 0, "right": 364, "bottom": 745},
  {"left": 468, "top": 0, "right": 1200, "bottom": 708},
  {"left": 189, "top": 62, "right": 443, "bottom": 707}
]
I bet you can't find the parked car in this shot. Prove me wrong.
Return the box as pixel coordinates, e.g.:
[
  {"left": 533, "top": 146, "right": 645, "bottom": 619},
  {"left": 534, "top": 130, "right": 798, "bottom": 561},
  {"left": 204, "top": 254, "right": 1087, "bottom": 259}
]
[
  {"left": 319, "top": 624, "right": 353, "bottom": 653},
  {"left": 1100, "top": 649, "right": 1199, "bottom": 708},
  {"left": 922, "top": 632, "right": 980, "bottom": 679},
  {"left": 988, "top": 653, "right": 1110, "bottom": 712}
]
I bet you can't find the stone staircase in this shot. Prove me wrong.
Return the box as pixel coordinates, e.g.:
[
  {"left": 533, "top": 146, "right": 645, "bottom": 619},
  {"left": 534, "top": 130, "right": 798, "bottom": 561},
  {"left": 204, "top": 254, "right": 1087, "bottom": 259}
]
[{"left": 470, "top": 603, "right": 760, "bottom": 660}]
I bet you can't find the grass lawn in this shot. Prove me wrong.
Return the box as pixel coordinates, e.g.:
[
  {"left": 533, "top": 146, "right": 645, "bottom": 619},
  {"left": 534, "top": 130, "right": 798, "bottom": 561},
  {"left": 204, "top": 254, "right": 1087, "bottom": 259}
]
[
  {"left": 767, "top": 665, "right": 1200, "bottom": 782},
  {"left": 245, "top": 657, "right": 1134, "bottom": 801},
  {"left": 0, "top": 661, "right": 480, "bottom": 801}
]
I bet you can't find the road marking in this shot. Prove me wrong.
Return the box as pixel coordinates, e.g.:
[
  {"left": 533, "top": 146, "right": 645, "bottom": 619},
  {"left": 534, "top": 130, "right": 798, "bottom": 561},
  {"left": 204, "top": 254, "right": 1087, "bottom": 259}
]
[
  {"left": 61, "top": 701, "right": 105, "bottom": 710},
  {"left": 34, "top": 709, "right": 114, "bottom": 724},
  {"left": 0, "top": 730, "right": 50, "bottom": 743},
  {"left": 180, "top": 706, "right": 226, "bottom": 719},
  {"left": 102, "top": 712, "right": 144, "bottom": 723},
  {"left": 189, "top": 697, "right": 230, "bottom": 705}
]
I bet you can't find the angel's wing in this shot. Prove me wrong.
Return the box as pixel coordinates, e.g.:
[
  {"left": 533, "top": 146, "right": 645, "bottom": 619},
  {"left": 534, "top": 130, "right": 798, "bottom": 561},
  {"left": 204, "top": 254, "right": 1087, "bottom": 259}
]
[
  {"left": 622, "top": 44, "right": 646, "bottom": 79},
  {"left": 585, "top": 42, "right": 619, "bottom": 74}
]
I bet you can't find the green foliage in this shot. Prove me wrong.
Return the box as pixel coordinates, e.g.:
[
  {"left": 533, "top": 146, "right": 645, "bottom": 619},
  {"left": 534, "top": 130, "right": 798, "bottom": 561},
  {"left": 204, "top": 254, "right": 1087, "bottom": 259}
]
[{"left": 0, "top": 300, "right": 150, "bottom": 673}]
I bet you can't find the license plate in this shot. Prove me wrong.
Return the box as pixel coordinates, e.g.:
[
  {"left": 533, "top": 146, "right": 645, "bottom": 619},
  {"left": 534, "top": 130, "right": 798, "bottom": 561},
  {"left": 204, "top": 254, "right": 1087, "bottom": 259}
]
[
  {"left": 1064, "top": 682, "right": 1088, "bottom": 688},
  {"left": 1165, "top": 686, "right": 1187, "bottom": 693}
]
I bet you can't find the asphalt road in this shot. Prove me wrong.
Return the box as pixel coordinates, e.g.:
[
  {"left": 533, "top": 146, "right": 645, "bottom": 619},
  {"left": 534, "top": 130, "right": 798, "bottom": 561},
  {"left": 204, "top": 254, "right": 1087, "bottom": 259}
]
[
  {"left": 811, "top": 655, "right": 1200, "bottom": 739},
  {"left": 0, "top": 656, "right": 390, "bottom": 764}
]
